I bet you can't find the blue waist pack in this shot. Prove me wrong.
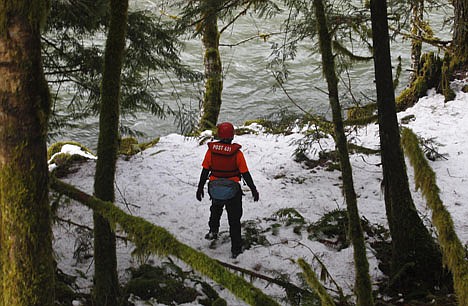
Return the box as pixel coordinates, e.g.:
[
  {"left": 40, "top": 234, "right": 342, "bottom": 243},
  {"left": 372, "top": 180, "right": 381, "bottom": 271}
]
[{"left": 208, "top": 178, "right": 240, "bottom": 200}]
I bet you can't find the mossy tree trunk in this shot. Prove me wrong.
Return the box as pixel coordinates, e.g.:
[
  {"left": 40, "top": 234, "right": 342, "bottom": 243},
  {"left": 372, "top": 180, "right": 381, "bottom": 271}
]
[
  {"left": 313, "top": 1, "right": 374, "bottom": 305},
  {"left": 409, "top": 0, "right": 424, "bottom": 83},
  {"left": 452, "top": 0, "right": 468, "bottom": 69},
  {"left": 370, "top": 0, "right": 446, "bottom": 294},
  {"left": 0, "top": 1, "right": 55, "bottom": 305},
  {"left": 198, "top": 0, "right": 223, "bottom": 131},
  {"left": 93, "top": 0, "right": 128, "bottom": 304},
  {"left": 401, "top": 128, "right": 468, "bottom": 305}
]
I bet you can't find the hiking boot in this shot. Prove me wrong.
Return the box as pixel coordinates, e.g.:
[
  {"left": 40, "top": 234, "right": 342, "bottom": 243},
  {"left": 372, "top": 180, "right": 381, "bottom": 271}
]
[{"left": 204, "top": 232, "right": 218, "bottom": 240}]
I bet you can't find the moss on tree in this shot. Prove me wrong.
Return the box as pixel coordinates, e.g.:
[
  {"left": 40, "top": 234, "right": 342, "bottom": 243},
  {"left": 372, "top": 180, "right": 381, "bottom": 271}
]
[
  {"left": 441, "top": 54, "right": 457, "bottom": 102},
  {"left": 198, "top": 0, "right": 223, "bottom": 132},
  {"left": 0, "top": 0, "right": 49, "bottom": 35},
  {"left": 346, "top": 103, "right": 377, "bottom": 121},
  {"left": 92, "top": 0, "right": 129, "bottom": 303},
  {"left": 0, "top": 163, "right": 54, "bottom": 305},
  {"left": 401, "top": 128, "right": 467, "bottom": 304},
  {"left": 314, "top": 0, "right": 374, "bottom": 304},
  {"left": 118, "top": 137, "right": 160, "bottom": 158},
  {"left": 0, "top": 1, "right": 54, "bottom": 303},
  {"left": 297, "top": 258, "right": 336, "bottom": 306},
  {"left": 396, "top": 52, "right": 442, "bottom": 111}
]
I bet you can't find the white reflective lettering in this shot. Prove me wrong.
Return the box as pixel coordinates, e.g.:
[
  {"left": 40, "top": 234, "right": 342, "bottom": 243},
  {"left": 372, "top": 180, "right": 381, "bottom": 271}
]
[{"left": 213, "top": 144, "right": 232, "bottom": 152}]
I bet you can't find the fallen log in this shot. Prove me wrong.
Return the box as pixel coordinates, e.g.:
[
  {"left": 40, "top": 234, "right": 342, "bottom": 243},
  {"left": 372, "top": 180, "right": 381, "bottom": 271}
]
[{"left": 50, "top": 176, "right": 280, "bottom": 306}]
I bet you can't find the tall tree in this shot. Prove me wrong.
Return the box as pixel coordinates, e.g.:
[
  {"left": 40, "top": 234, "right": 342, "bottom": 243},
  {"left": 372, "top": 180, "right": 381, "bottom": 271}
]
[
  {"left": 92, "top": 0, "right": 128, "bottom": 304},
  {"left": 409, "top": 0, "right": 424, "bottom": 83},
  {"left": 452, "top": 0, "right": 468, "bottom": 68},
  {"left": 198, "top": 0, "right": 223, "bottom": 131},
  {"left": 313, "top": 1, "right": 374, "bottom": 305},
  {"left": 0, "top": 0, "right": 55, "bottom": 305},
  {"left": 451, "top": 0, "right": 468, "bottom": 71},
  {"left": 370, "top": 0, "right": 446, "bottom": 293}
]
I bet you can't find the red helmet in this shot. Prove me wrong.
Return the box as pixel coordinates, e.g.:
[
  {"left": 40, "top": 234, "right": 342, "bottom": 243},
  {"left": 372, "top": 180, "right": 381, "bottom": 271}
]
[{"left": 217, "top": 122, "right": 235, "bottom": 139}]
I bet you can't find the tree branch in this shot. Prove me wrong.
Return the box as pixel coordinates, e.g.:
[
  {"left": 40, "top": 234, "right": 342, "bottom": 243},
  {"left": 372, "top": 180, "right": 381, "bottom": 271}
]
[{"left": 217, "top": 259, "right": 313, "bottom": 296}]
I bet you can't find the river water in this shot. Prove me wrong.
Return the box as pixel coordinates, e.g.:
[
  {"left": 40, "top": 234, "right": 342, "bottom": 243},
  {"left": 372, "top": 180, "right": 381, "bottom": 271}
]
[{"left": 55, "top": 1, "right": 452, "bottom": 150}]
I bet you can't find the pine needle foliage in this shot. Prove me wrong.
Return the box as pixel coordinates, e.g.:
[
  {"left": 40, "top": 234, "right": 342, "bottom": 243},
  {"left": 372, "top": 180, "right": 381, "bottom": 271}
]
[
  {"left": 401, "top": 127, "right": 468, "bottom": 305},
  {"left": 307, "top": 209, "right": 349, "bottom": 250},
  {"left": 50, "top": 176, "right": 280, "bottom": 306},
  {"left": 43, "top": 0, "right": 202, "bottom": 137},
  {"left": 268, "top": 0, "right": 373, "bottom": 99}
]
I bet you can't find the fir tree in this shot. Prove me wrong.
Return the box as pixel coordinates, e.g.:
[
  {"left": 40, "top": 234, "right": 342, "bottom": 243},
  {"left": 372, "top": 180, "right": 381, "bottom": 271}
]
[{"left": 0, "top": 0, "right": 55, "bottom": 304}]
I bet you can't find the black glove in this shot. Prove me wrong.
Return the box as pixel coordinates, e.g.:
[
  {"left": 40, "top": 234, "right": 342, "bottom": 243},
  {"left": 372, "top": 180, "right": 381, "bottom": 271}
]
[
  {"left": 196, "top": 187, "right": 204, "bottom": 201},
  {"left": 196, "top": 168, "right": 210, "bottom": 201},
  {"left": 251, "top": 188, "right": 259, "bottom": 202}
]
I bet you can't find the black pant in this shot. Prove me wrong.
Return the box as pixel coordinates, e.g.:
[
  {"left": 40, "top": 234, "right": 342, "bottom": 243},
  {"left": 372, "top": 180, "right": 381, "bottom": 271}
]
[{"left": 208, "top": 190, "right": 243, "bottom": 254}]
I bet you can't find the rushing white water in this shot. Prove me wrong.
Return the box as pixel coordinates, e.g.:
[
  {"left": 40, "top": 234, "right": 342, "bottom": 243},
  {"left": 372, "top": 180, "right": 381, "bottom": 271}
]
[{"left": 55, "top": 0, "right": 452, "bottom": 149}]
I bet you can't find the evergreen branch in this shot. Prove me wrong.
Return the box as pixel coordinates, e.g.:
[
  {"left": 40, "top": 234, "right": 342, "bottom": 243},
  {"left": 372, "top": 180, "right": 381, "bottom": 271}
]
[
  {"left": 332, "top": 41, "right": 373, "bottom": 61},
  {"left": 183, "top": 0, "right": 251, "bottom": 29},
  {"left": 41, "top": 35, "right": 64, "bottom": 52},
  {"left": 56, "top": 217, "right": 129, "bottom": 241},
  {"left": 46, "top": 78, "right": 75, "bottom": 83},
  {"left": 44, "top": 68, "right": 87, "bottom": 75},
  {"left": 339, "top": 66, "right": 360, "bottom": 106},
  {"left": 217, "top": 259, "right": 313, "bottom": 295},
  {"left": 389, "top": 26, "right": 451, "bottom": 49},
  {"left": 219, "top": 31, "right": 285, "bottom": 47},
  {"left": 219, "top": 1, "right": 252, "bottom": 34}
]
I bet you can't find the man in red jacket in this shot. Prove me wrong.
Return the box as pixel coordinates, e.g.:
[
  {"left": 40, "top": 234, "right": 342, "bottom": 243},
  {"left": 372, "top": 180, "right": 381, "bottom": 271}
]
[{"left": 196, "top": 122, "right": 259, "bottom": 258}]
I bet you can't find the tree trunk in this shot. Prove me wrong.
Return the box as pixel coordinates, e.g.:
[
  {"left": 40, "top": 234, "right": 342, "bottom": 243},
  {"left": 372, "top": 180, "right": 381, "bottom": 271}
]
[
  {"left": 93, "top": 0, "right": 128, "bottom": 304},
  {"left": 452, "top": 0, "right": 468, "bottom": 68},
  {"left": 198, "top": 0, "right": 223, "bottom": 131},
  {"left": 0, "top": 3, "right": 54, "bottom": 305},
  {"left": 370, "top": 0, "right": 446, "bottom": 294},
  {"left": 409, "top": 0, "right": 424, "bottom": 83},
  {"left": 313, "top": 1, "right": 374, "bottom": 305}
]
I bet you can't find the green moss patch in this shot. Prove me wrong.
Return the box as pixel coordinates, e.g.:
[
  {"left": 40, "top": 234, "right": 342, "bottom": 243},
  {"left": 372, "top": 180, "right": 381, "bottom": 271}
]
[
  {"left": 47, "top": 141, "right": 94, "bottom": 160},
  {"left": 119, "top": 137, "right": 160, "bottom": 158},
  {"left": 346, "top": 103, "right": 377, "bottom": 122},
  {"left": 396, "top": 52, "right": 442, "bottom": 111},
  {"left": 48, "top": 141, "right": 96, "bottom": 178}
]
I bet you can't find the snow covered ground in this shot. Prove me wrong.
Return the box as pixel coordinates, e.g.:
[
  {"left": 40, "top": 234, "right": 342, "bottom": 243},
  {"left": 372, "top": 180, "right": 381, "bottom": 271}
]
[{"left": 52, "top": 81, "right": 468, "bottom": 305}]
